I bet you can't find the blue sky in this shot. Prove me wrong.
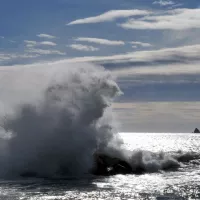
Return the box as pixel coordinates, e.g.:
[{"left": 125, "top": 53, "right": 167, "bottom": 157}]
[{"left": 1, "top": 0, "right": 200, "bottom": 132}]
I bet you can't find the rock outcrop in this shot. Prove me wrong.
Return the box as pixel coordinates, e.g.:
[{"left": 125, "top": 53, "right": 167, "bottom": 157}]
[
  {"left": 92, "top": 153, "right": 134, "bottom": 176},
  {"left": 193, "top": 128, "right": 200, "bottom": 133}
]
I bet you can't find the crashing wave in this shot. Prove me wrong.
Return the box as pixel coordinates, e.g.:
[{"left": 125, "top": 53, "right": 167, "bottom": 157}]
[
  {"left": 0, "top": 62, "right": 199, "bottom": 178},
  {"left": 0, "top": 63, "right": 123, "bottom": 178},
  {"left": 91, "top": 150, "right": 200, "bottom": 176}
]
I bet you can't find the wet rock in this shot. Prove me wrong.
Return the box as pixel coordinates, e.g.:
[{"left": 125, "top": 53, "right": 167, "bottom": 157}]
[
  {"left": 175, "top": 152, "right": 200, "bottom": 163},
  {"left": 92, "top": 153, "right": 133, "bottom": 176}
]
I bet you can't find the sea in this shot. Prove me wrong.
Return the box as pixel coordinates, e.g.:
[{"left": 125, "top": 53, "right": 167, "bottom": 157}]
[{"left": 0, "top": 132, "right": 199, "bottom": 200}]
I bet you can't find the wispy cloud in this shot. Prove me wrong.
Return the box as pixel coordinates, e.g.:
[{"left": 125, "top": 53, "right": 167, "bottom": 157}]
[
  {"left": 9, "top": 40, "right": 16, "bottom": 43},
  {"left": 0, "top": 48, "right": 65, "bottom": 65},
  {"left": 169, "top": 3, "right": 184, "bottom": 8},
  {"left": 24, "top": 40, "right": 57, "bottom": 47},
  {"left": 26, "top": 48, "right": 65, "bottom": 55},
  {"left": 61, "top": 44, "right": 200, "bottom": 65},
  {"left": 69, "top": 44, "right": 99, "bottom": 51},
  {"left": 130, "top": 41, "right": 152, "bottom": 47},
  {"left": 56, "top": 44, "right": 200, "bottom": 77},
  {"left": 153, "top": 0, "right": 175, "bottom": 6},
  {"left": 67, "top": 10, "right": 151, "bottom": 25},
  {"left": 0, "top": 54, "right": 10, "bottom": 61},
  {"left": 74, "top": 37, "right": 125, "bottom": 45},
  {"left": 132, "top": 45, "right": 138, "bottom": 48},
  {"left": 24, "top": 40, "right": 37, "bottom": 47},
  {"left": 0, "top": 53, "right": 39, "bottom": 63},
  {"left": 37, "top": 34, "right": 56, "bottom": 39},
  {"left": 120, "top": 8, "right": 200, "bottom": 30},
  {"left": 0, "top": 36, "right": 4, "bottom": 39}
]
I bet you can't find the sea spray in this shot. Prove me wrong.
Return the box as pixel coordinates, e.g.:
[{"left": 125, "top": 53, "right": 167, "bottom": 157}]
[{"left": 0, "top": 62, "right": 123, "bottom": 177}]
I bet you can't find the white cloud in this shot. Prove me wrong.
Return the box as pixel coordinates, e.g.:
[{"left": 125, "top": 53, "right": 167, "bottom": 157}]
[
  {"left": 24, "top": 40, "right": 37, "bottom": 44},
  {"left": 75, "top": 37, "right": 125, "bottom": 45},
  {"left": 130, "top": 41, "right": 152, "bottom": 47},
  {"left": 37, "top": 34, "right": 56, "bottom": 39},
  {"left": 27, "top": 48, "right": 66, "bottom": 55},
  {"left": 153, "top": 0, "right": 175, "bottom": 6},
  {"left": 69, "top": 44, "right": 99, "bottom": 51},
  {"left": 0, "top": 36, "right": 4, "bottom": 39},
  {"left": 67, "top": 10, "right": 151, "bottom": 25},
  {"left": 24, "top": 40, "right": 57, "bottom": 47},
  {"left": 120, "top": 8, "right": 200, "bottom": 30},
  {"left": 39, "top": 41, "right": 57, "bottom": 46}
]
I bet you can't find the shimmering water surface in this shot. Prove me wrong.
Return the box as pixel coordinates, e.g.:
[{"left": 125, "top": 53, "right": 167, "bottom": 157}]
[{"left": 0, "top": 133, "right": 200, "bottom": 200}]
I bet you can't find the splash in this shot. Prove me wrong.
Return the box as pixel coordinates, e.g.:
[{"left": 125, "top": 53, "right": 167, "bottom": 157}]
[{"left": 0, "top": 62, "right": 122, "bottom": 177}]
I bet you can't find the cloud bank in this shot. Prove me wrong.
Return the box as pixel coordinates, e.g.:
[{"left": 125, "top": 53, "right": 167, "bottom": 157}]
[
  {"left": 61, "top": 44, "right": 200, "bottom": 66},
  {"left": 49, "top": 44, "right": 200, "bottom": 77},
  {"left": 120, "top": 8, "right": 200, "bottom": 30}
]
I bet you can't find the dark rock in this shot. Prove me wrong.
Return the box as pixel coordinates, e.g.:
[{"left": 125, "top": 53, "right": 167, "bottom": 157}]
[
  {"left": 193, "top": 128, "right": 200, "bottom": 133},
  {"left": 20, "top": 171, "right": 38, "bottom": 178},
  {"left": 175, "top": 152, "right": 200, "bottom": 163},
  {"left": 112, "top": 162, "right": 132, "bottom": 175},
  {"left": 92, "top": 153, "right": 133, "bottom": 176},
  {"left": 132, "top": 166, "right": 145, "bottom": 174}
]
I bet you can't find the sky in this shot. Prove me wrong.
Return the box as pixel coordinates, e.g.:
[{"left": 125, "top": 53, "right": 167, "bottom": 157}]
[{"left": 0, "top": 0, "right": 200, "bottom": 132}]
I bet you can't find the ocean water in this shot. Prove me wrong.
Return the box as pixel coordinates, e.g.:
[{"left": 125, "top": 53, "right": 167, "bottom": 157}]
[
  {"left": 1, "top": 63, "right": 200, "bottom": 199},
  {"left": 0, "top": 132, "right": 199, "bottom": 200}
]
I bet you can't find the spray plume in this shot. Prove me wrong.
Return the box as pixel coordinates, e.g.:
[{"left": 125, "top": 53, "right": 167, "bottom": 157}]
[{"left": 0, "top": 62, "right": 122, "bottom": 177}]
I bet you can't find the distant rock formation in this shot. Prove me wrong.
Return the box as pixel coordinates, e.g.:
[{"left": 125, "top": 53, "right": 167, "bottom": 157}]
[{"left": 193, "top": 128, "right": 200, "bottom": 133}]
